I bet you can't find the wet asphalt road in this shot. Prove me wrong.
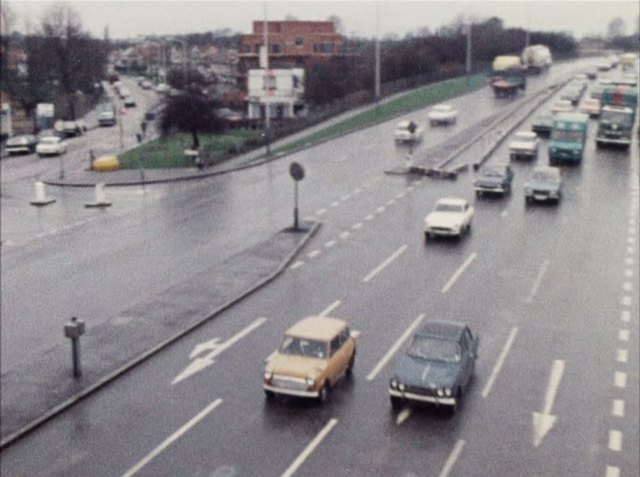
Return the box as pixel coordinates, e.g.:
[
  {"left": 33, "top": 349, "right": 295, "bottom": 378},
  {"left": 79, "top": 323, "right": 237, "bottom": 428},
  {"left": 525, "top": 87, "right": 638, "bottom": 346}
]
[{"left": 1, "top": 61, "right": 638, "bottom": 476}]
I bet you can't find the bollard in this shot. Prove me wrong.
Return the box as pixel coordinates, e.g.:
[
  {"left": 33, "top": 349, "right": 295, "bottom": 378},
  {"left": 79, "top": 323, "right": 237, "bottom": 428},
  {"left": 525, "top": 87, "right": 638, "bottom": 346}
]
[
  {"left": 85, "top": 182, "right": 112, "bottom": 208},
  {"left": 30, "top": 181, "right": 56, "bottom": 206},
  {"left": 63, "top": 317, "right": 85, "bottom": 378}
]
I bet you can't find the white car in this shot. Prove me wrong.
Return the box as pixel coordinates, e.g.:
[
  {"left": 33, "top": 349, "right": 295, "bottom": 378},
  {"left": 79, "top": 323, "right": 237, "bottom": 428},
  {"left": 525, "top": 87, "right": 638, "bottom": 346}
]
[
  {"left": 36, "top": 136, "right": 67, "bottom": 157},
  {"left": 509, "top": 131, "right": 539, "bottom": 160},
  {"left": 428, "top": 104, "right": 458, "bottom": 126},
  {"left": 551, "top": 99, "right": 574, "bottom": 114},
  {"left": 424, "top": 198, "right": 474, "bottom": 240},
  {"left": 394, "top": 120, "right": 424, "bottom": 142}
]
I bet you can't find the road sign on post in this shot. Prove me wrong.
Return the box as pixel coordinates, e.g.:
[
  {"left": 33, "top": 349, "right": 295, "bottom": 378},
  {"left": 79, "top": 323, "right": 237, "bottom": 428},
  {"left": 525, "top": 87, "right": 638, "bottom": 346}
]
[{"left": 289, "top": 162, "right": 305, "bottom": 231}]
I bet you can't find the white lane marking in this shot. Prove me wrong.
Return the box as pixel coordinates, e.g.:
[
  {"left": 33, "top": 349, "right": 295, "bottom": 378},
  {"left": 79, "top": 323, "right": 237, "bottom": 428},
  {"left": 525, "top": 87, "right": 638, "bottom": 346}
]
[
  {"left": 173, "top": 318, "right": 267, "bottom": 385},
  {"left": 330, "top": 201, "right": 339, "bottom": 208},
  {"left": 308, "top": 250, "right": 321, "bottom": 259},
  {"left": 303, "top": 216, "right": 315, "bottom": 221},
  {"left": 621, "top": 310, "right": 630, "bottom": 322},
  {"left": 624, "top": 268, "right": 633, "bottom": 278},
  {"left": 407, "top": 186, "right": 415, "bottom": 192},
  {"left": 339, "top": 231, "right": 351, "bottom": 240},
  {"left": 606, "top": 466, "right": 620, "bottom": 477},
  {"left": 627, "top": 246, "right": 635, "bottom": 255},
  {"left": 387, "top": 199, "right": 395, "bottom": 206},
  {"left": 376, "top": 206, "right": 386, "bottom": 213},
  {"left": 623, "top": 282, "right": 633, "bottom": 291},
  {"left": 628, "top": 237, "right": 635, "bottom": 245},
  {"left": 319, "top": 300, "right": 341, "bottom": 317},
  {"left": 441, "top": 253, "right": 477, "bottom": 294},
  {"left": 363, "top": 244, "right": 408, "bottom": 283},
  {"left": 500, "top": 209, "right": 508, "bottom": 218},
  {"left": 616, "top": 349, "right": 628, "bottom": 363},
  {"left": 608, "top": 430, "right": 622, "bottom": 452},
  {"left": 612, "top": 399, "right": 625, "bottom": 417},
  {"left": 621, "top": 295, "right": 632, "bottom": 307},
  {"left": 351, "top": 330, "right": 361, "bottom": 338},
  {"left": 280, "top": 418, "right": 338, "bottom": 477},
  {"left": 629, "top": 227, "right": 636, "bottom": 237},
  {"left": 396, "top": 408, "right": 412, "bottom": 425},
  {"left": 290, "top": 261, "right": 305, "bottom": 270},
  {"left": 438, "top": 439, "right": 465, "bottom": 477},
  {"left": 365, "top": 214, "right": 375, "bottom": 221},
  {"left": 525, "top": 259, "right": 550, "bottom": 304},
  {"left": 626, "top": 257, "right": 635, "bottom": 266},
  {"left": 396, "top": 192, "right": 406, "bottom": 199},
  {"left": 352, "top": 223, "right": 363, "bottom": 230},
  {"left": 316, "top": 208, "right": 327, "bottom": 216},
  {"left": 341, "top": 194, "right": 351, "bottom": 201},
  {"left": 324, "top": 240, "right": 337, "bottom": 248},
  {"left": 532, "top": 359, "right": 565, "bottom": 447},
  {"left": 121, "top": 399, "right": 222, "bottom": 477},
  {"left": 367, "top": 313, "right": 425, "bottom": 381},
  {"left": 354, "top": 188, "right": 362, "bottom": 194},
  {"left": 482, "top": 327, "right": 518, "bottom": 398},
  {"left": 614, "top": 372, "right": 626, "bottom": 388},
  {"left": 619, "top": 329, "right": 630, "bottom": 342},
  {"left": 414, "top": 179, "right": 422, "bottom": 185}
]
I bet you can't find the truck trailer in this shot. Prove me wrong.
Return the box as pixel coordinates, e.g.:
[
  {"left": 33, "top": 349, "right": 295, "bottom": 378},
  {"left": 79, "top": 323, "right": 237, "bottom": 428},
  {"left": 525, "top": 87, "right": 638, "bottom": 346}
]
[
  {"left": 489, "top": 55, "right": 527, "bottom": 98},
  {"left": 595, "top": 85, "right": 638, "bottom": 148},
  {"left": 521, "top": 45, "right": 552, "bottom": 74}
]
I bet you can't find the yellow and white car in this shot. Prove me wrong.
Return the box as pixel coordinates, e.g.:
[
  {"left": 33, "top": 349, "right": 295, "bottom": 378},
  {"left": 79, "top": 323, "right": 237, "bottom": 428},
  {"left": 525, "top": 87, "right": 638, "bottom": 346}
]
[{"left": 263, "top": 316, "right": 356, "bottom": 403}]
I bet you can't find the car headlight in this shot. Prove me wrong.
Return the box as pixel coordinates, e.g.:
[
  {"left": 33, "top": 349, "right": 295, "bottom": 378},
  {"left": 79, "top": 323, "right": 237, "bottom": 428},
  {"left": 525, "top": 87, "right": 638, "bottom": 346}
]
[
  {"left": 306, "top": 375, "right": 316, "bottom": 387},
  {"left": 390, "top": 378, "right": 398, "bottom": 389},
  {"left": 550, "top": 147, "right": 557, "bottom": 153},
  {"left": 264, "top": 370, "right": 273, "bottom": 382},
  {"left": 436, "top": 389, "right": 444, "bottom": 397},
  {"left": 398, "top": 383, "right": 406, "bottom": 391},
  {"left": 444, "top": 388, "right": 452, "bottom": 396}
]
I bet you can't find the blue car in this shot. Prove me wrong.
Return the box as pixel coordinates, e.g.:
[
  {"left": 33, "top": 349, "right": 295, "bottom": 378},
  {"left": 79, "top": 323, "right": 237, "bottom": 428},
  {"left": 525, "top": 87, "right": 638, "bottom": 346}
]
[{"left": 389, "top": 321, "right": 479, "bottom": 413}]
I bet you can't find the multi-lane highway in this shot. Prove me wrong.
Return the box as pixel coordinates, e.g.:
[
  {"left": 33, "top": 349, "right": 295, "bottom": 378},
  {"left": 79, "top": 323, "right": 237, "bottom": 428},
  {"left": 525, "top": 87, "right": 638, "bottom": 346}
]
[{"left": 1, "top": 60, "right": 638, "bottom": 476}]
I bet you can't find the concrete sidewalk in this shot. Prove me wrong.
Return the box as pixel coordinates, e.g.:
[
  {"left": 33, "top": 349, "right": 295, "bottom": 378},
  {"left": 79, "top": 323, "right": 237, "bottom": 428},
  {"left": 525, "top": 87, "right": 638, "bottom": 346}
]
[{"left": 0, "top": 222, "right": 320, "bottom": 448}]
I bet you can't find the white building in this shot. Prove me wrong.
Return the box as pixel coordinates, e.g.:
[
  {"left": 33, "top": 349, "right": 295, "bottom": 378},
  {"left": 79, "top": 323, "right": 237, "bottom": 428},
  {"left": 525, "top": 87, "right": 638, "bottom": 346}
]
[{"left": 247, "top": 68, "right": 306, "bottom": 120}]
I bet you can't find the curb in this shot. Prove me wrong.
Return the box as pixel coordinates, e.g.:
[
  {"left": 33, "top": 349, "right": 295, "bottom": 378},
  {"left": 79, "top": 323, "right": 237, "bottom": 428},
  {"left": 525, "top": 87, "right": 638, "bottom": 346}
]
[{"left": 0, "top": 221, "right": 321, "bottom": 449}]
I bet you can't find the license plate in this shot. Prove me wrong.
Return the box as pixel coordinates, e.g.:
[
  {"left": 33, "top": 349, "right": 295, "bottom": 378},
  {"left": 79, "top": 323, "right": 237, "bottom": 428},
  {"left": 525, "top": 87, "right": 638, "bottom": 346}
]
[{"left": 534, "top": 194, "right": 547, "bottom": 200}]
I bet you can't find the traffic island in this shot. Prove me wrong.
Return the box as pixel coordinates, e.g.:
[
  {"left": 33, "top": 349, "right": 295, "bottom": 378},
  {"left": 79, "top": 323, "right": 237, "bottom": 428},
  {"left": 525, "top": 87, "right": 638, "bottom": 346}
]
[{"left": 0, "top": 221, "right": 320, "bottom": 448}]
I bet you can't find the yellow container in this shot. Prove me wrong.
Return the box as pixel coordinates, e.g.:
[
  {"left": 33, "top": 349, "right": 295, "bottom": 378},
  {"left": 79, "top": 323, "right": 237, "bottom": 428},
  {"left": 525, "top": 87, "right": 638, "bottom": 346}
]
[{"left": 93, "top": 155, "right": 120, "bottom": 172}]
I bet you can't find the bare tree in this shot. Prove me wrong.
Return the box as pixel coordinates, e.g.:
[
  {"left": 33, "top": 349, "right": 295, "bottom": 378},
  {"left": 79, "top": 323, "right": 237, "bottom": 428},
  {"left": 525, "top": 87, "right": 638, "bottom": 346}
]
[{"left": 607, "top": 17, "right": 625, "bottom": 38}]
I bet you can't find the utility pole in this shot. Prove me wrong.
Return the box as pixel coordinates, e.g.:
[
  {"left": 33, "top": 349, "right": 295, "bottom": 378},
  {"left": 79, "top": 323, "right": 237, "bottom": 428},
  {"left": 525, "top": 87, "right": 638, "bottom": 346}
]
[
  {"left": 374, "top": 3, "right": 381, "bottom": 101},
  {"left": 465, "top": 23, "right": 472, "bottom": 75},
  {"left": 263, "top": 1, "right": 271, "bottom": 156}
]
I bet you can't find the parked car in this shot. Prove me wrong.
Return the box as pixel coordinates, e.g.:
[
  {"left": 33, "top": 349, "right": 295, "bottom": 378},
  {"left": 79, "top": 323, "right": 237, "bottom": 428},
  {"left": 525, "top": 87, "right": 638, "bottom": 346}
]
[
  {"left": 579, "top": 97, "right": 601, "bottom": 117},
  {"left": 428, "top": 104, "right": 458, "bottom": 126},
  {"left": 474, "top": 164, "right": 514, "bottom": 196},
  {"left": 509, "top": 131, "right": 540, "bottom": 160},
  {"left": 551, "top": 99, "right": 574, "bottom": 114},
  {"left": 36, "top": 136, "right": 67, "bottom": 157},
  {"left": 123, "top": 96, "right": 136, "bottom": 108},
  {"left": 263, "top": 316, "right": 356, "bottom": 403},
  {"left": 424, "top": 198, "right": 474, "bottom": 240},
  {"left": 5, "top": 134, "right": 37, "bottom": 155},
  {"left": 524, "top": 166, "right": 563, "bottom": 204},
  {"left": 389, "top": 320, "right": 479, "bottom": 413},
  {"left": 394, "top": 120, "right": 424, "bottom": 142},
  {"left": 531, "top": 113, "right": 553, "bottom": 136},
  {"left": 99, "top": 110, "right": 117, "bottom": 126}
]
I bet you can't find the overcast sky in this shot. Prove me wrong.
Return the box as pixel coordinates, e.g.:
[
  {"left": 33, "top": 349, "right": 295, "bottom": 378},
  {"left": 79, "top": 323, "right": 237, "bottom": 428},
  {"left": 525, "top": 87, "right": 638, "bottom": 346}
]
[{"left": 5, "top": 0, "right": 640, "bottom": 40}]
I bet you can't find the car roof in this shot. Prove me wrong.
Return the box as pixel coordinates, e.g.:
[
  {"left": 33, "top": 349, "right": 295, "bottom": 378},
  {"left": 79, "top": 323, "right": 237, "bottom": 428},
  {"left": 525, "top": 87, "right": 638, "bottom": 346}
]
[
  {"left": 414, "top": 320, "right": 467, "bottom": 341},
  {"left": 433, "top": 104, "right": 452, "bottom": 109},
  {"left": 436, "top": 197, "right": 468, "bottom": 206},
  {"left": 533, "top": 166, "right": 560, "bottom": 176},
  {"left": 285, "top": 316, "right": 347, "bottom": 341},
  {"left": 514, "top": 131, "right": 537, "bottom": 139}
]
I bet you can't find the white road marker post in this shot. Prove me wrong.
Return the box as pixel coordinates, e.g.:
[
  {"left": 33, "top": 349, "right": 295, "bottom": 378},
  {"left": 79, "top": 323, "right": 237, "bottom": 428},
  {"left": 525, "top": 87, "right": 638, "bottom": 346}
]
[{"left": 30, "top": 181, "right": 56, "bottom": 206}]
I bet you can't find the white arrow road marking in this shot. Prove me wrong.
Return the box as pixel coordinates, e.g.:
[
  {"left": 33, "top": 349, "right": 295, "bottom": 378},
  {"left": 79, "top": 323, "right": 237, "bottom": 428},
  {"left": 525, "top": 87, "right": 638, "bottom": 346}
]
[
  {"left": 189, "top": 338, "right": 221, "bottom": 359},
  {"left": 532, "top": 359, "right": 565, "bottom": 447},
  {"left": 281, "top": 418, "right": 338, "bottom": 477},
  {"left": 121, "top": 399, "right": 222, "bottom": 477},
  {"left": 172, "top": 318, "right": 267, "bottom": 385}
]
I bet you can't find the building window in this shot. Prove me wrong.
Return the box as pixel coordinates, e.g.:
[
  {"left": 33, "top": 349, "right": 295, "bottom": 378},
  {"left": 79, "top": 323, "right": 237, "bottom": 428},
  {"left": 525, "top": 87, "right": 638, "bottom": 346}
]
[
  {"left": 264, "top": 75, "right": 277, "bottom": 90},
  {"left": 271, "top": 44, "right": 281, "bottom": 54},
  {"left": 320, "top": 43, "right": 334, "bottom": 54},
  {"left": 294, "top": 37, "right": 304, "bottom": 46},
  {"left": 255, "top": 44, "right": 261, "bottom": 53}
]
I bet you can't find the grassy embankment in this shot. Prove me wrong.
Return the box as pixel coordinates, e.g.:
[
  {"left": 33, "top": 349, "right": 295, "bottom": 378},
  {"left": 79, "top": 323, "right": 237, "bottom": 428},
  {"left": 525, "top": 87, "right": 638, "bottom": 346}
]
[{"left": 118, "top": 73, "right": 487, "bottom": 169}]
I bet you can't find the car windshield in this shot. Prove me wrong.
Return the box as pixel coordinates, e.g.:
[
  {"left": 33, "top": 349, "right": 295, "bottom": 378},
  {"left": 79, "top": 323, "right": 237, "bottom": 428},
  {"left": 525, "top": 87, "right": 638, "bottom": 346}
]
[
  {"left": 551, "top": 129, "right": 583, "bottom": 142},
  {"left": 481, "top": 167, "right": 504, "bottom": 177},
  {"left": 434, "top": 203, "right": 463, "bottom": 213},
  {"left": 532, "top": 170, "right": 558, "bottom": 182},
  {"left": 279, "top": 336, "right": 327, "bottom": 359},
  {"left": 40, "top": 137, "right": 58, "bottom": 144},
  {"left": 515, "top": 134, "right": 535, "bottom": 142},
  {"left": 408, "top": 337, "right": 461, "bottom": 362},
  {"left": 600, "top": 110, "right": 633, "bottom": 126}
]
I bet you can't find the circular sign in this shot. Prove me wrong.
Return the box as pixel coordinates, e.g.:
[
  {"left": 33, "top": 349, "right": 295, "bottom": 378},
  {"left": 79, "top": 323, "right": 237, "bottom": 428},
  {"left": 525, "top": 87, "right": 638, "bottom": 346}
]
[{"left": 289, "top": 162, "right": 305, "bottom": 181}]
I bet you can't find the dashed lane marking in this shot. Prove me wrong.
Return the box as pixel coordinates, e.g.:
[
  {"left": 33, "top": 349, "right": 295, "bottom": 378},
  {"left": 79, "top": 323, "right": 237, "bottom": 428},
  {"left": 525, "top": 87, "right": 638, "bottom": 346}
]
[
  {"left": 280, "top": 418, "right": 338, "bottom": 477},
  {"left": 324, "top": 241, "right": 337, "bottom": 248},
  {"left": 606, "top": 465, "right": 620, "bottom": 477},
  {"left": 608, "top": 430, "right": 622, "bottom": 452},
  {"left": 619, "top": 329, "right": 629, "bottom": 342},
  {"left": 614, "top": 372, "right": 626, "bottom": 388},
  {"left": 438, "top": 440, "right": 465, "bottom": 477},
  {"left": 612, "top": 399, "right": 625, "bottom": 417},
  {"left": 352, "top": 223, "right": 363, "bottom": 230},
  {"left": 307, "top": 250, "right": 321, "bottom": 259},
  {"left": 290, "top": 261, "right": 304, "bottom": 270},
  {"left": 616, "top": 349, "right": 628, "bottom": 364}
]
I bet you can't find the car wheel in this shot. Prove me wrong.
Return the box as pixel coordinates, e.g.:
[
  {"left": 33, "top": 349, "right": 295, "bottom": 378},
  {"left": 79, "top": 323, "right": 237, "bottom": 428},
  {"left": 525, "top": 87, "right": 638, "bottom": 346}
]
[
  {"left": 346, "top": 353, "right": 355, "bottom": 376},
  {"left": 390, "top": 396, "right": 403, "bottom": 411},
  {"left": 476, "top": 190, "right": 482, "bottom": 197},
  {"left": 264, "top": 390, "right": 275, "bottom": 401},
  {"left": 318, "top": 383, "right": 330, "bottom": 404},
  {"left": 424, "top": 232, "right": 430, "bottom": 241}
]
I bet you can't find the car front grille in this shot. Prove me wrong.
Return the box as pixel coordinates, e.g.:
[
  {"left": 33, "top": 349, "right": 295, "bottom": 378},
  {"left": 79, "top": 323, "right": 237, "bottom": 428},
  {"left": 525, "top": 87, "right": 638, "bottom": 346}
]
[
  {"left": 270, "top": 376, "right": 307, "bottom": 391},
  {"left": 404, "top": 385, "right": 437, "bottom": 397}
]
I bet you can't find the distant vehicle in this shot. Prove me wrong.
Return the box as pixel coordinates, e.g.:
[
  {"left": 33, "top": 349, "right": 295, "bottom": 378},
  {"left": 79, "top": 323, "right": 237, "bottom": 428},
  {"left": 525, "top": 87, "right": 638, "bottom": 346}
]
[
  {"left": 551, "top": 99, "right": 574, "bottom": 114},
  {"left": 521, "top": 44, "right": 552, "bottom": 74},
  {"left": 590, "top": 84, "right": 605, "bottom": 99},
  {"left": 389, "top": 320, "right": 479, "bottom": 413},
  {"left": 549, "top": 112, "right": 589, "bottom": 164},
  {"left": 584, "top": 67, "right": 598, "bottom": 80},
  {"left": 489, "top": 55, "right": 527, "bottom": 97},
  {"left": 140, "top": 80, "right": 153, "bottom": 90},
  {"left": 155, "top": 83, "right": 170, "bottom": 94},
  {"left": 36, "top": 136, "right": 67, "bottom": 157},
  {"left": 144, "top": 110, "right": 157, "bottom": 121},
  {"left": 597, "top": 61, "right": 612, "bottom": 71},
  {"left": 263, "top": 316, "right": 356, "bottom": 403},
  {"left": 608, "top": 54, "right": 620, "bottom": 68},
  {"left": 59, "top": 120, "right": 86, "bottom": 137},
  {"left": 531, "top": 113, "right": 553, "bottom": 136},
  {"left": 118, "top": 87, "right": 130, "bottom": 99},
  {"left": 99, "top": 110, "right": 117, "bottom": 126},
  {"left": 560, "top": 87, "right": 583, "bottom": 105},
  {"left": 579, "top": 98, "right": 601, "bottom": 117},
  {"left": 428, "top": 104, "right": 458, "bottom": 126},
  {"left": 5, "top": 134, "right": 37, "bottom": 155},
  {"left": 509, "top": 131, "right": 540, "bottom": 160},
  {"left": 618, "top": 73, "right": 637, "bottom": 87},
  {"left": 123, "top": 96, "right": 136, "bottom": 108},
  {"left": 394, "top": 120, "right": 424, "bottom": 142},
  {"left": 596, "top": 86, "right": 638, "bottom": 148},
  {"left": 474, "top": 164, "right": 514, "bottom": 197},
  {"left": 524, "top": 166, "right": 563, "bottom": 204},
  {"left": 620, "top": 52, "right": 637, "bottom": 70},
  {"left": 424, "top": 198, "right": 474, "bottom": 240}
]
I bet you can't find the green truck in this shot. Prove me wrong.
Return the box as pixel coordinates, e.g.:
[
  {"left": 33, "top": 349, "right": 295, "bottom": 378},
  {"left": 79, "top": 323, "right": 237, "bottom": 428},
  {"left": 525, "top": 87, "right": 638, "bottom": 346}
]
[
  {"left": 549, "top": 112, "right": 589, "bottom": 165},
  {"left": 596, "top": 85, "right": 638, "bottom": 148}
]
